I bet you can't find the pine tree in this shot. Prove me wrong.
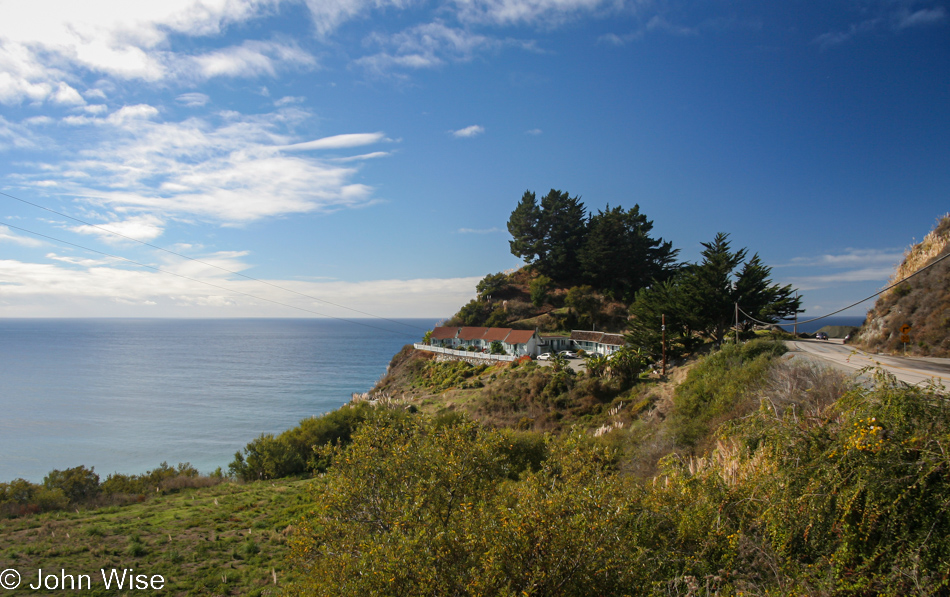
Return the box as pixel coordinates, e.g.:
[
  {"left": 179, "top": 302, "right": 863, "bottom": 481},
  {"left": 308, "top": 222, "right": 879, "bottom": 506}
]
[{"left": 579, "top": 204, "right": 679, "bottom": 302}]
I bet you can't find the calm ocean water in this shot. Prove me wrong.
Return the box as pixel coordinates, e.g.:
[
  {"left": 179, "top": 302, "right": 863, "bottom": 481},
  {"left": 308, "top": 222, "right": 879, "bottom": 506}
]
[
  {"left": 770, "top": 314, "right": 866, "bottom": 334},
  {"left": 0, "top": 318, "right": 435, "bottom": 483}
]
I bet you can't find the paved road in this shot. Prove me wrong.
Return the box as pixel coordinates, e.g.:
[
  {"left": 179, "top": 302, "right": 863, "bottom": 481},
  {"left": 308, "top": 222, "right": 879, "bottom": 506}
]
[{"left": 787, "top": 339, "right": 950, "bottom": 390}]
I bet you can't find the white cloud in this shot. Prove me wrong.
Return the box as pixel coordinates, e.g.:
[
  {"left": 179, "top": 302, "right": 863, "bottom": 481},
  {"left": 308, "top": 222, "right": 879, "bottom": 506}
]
[
  {"left": 280, "top": 132, "right": 388, "bottom": 151},
  {"left": 69, "top": 215, "right": 166, "bottom": 243},
  {"left": 0, "top": 255, "right": 479, "bottom": 317},
  {"left": 458, "top": 227, "right": 499, "bottom": 234},
  {"left": 189, "top": 40, "right": 316, "bottom": 79},
  {"left": 356, "top": 22, "right": 522, "bottom": 74},
  {"left": 787, "top": 267, "right": 895, "bottom": 291},
  {"left": 176, "top": 92, "right": 210, "bottom": 107},
  {"left": 303, "top": 0, "right": 421, "bottom": 37},
  {"left": 23, "top": 107, "right": 389, "bottom": 223},
  {"left": 784, "top": 248, "right": 904, "bottom": 268},
  {"left": 0, "top": 116, "right": 39, "bottom": 151},
  {"left": 815, "top": 3, "right": 947, "bottom": 48},
  {"left": 274, "top": 95, "right": 304, "bottom": 106},
  {"left": 452, "top": 0, "right": 616, "bottom": 26},
  {"left": 0, "top": 0, "right": 310, "bottom": 104},
  {"left": 452, "top": 124, "right": 484, "bottom": 137},
  {"left": 895, "top": 6, "right": 947, "bottom": 29},
  {"left": 525, "top": 128, "right": 542, "bottom": 135},
  {"left": 0, "top": 226, "right": 45, "bottom": 247}
]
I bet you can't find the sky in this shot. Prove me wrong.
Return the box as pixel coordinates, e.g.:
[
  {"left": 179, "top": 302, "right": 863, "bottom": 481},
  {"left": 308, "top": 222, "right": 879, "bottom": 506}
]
[{"left": 0, "top": 0, "right": 948, "bottom": 324}]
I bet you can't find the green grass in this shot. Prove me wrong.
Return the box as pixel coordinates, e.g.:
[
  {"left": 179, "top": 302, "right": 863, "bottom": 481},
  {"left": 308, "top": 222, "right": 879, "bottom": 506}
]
[{"left": 0, "top": 479, "right": 311, "bottom": 596}]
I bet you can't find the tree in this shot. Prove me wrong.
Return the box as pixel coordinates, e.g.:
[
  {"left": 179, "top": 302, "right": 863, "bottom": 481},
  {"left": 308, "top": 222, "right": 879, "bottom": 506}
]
[
  {"left": 578, "top": 204, "right": 679, "bottom": 302},
  {"left": 43, "top": 465, "right": 100, "bottom": 504},
  {"left": 507, "top": 189, "right": 587, "bottom": 286},
  {"left": 529, "top": 274, "right": 553, "bottom": 308},
  {"left": 733, "top": 254, "right": 801, "bottom": 331},
  {"left": 565, "top": 285, "right": 603, "bottom": 330},
  {"left": 476, "top": 272, "right": 510, "bottom": 299},
  {"left": 507, "top": 191, "right": 543, "bottom": 265},
  {"left": 682, "top": 232, "right": 747, "bottom": 346},
  {"left": 627, "top": 233, "right": 802, "bottom": 351},
  {"left": 627, "top": 277, "right": 700, "bottom": 360}
]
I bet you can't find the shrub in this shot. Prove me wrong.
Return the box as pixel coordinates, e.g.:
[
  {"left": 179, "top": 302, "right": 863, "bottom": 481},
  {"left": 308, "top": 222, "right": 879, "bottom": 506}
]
[
  {"left": 671, "top": 338, "right": 787, "bottom": 448},
  {"left": 43, "top": 465, "right": 100, "bottom": 504}
]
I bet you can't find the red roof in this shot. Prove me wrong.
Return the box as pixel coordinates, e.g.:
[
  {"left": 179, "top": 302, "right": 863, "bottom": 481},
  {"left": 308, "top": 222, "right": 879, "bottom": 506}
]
[
  {"left": 505, "top": 329, "right": 536, "bottom": 345},
  {"left": 483, "top": 327, "right": 513, "bottom": 342},
  {"left": 431, "top": 326, "right": 459, "bottom": 340},
  {"left": 458, "top": 327, "right": 489, "bottom": 341}
]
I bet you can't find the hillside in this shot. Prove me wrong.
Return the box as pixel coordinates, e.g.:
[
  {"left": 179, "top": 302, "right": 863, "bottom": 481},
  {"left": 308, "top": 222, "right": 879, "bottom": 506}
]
[
  {"left": 442, "top": 267, "right": 631, "bottom": 333},
  {"left": 854, "top": 214, "right": 950, "bottom": 356}
]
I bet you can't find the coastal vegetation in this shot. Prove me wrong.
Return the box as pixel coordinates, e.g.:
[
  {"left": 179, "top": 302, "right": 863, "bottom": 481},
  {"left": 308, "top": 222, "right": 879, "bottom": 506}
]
[
  {"left": 447, "top": 190, "right": 801, "bottom": 341},
  {"left": 4, "top": 195, "right": 948, "bottom": 595}
]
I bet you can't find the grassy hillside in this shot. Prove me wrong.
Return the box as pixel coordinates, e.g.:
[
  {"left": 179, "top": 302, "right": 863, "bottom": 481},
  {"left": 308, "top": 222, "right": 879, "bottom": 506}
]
[
  {"left": 0, "top": 479, "right": 309, "bottom": 596},
  {"left": 855, "top": 214, "right": 950, "bottom": 356}
]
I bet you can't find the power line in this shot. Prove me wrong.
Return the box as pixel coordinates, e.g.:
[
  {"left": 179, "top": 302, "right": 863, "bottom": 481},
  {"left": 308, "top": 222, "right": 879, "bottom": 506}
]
[
  {"left": 1, "top": 221, "right": 422, "bottom": 339},
  {"left": 0, "top": 190, "right": 427, "bottom": 333},
  {"left": 738, "top": 248, "right": 950, "bottom": 328}
]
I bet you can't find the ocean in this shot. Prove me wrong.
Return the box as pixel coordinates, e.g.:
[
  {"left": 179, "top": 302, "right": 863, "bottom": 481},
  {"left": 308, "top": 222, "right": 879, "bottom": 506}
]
[
  {"left": 768, "top": 314, "right": 867, "bottom": 334},
  {"left": 0, "top": 318, "right": 436, "bottom": 483}
]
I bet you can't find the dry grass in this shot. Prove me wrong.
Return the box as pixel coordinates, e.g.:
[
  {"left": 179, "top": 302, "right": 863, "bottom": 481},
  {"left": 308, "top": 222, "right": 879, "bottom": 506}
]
[{"left": 857, "top": 214, "right": 950, "bottom": 356}]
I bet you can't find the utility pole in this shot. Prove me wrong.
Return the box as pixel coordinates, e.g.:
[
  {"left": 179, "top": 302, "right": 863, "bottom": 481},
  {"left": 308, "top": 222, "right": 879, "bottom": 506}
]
[
  {"left": 793, "top": 292, "right": 799, "bottom": 336},
  {"left": 661, "top": 314, "right": 667, "bottom": 376}
]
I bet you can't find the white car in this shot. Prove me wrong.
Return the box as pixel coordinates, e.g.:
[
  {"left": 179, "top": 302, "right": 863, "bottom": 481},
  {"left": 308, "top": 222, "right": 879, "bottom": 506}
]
[
  {"left": 558, "top": 350, "right": 578, "bottom": 359},
  {"left": 537, "top": 352, "right": 552, "bottom": 361}
]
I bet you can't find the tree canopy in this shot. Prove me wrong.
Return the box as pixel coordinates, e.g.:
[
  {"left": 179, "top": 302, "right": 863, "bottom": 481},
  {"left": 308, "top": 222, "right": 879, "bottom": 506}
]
[
  {"left": 507, "top": 190, "right": 677, "bottom": 296},
  {"left": 628, "top": 232, "right": 802, "bottom": 354}
]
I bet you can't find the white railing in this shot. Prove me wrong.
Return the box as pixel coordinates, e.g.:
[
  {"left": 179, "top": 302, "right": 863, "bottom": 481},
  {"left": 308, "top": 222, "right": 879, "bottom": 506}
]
[{"left": 414, "top": 344, "right": 517, "bottom": 362}]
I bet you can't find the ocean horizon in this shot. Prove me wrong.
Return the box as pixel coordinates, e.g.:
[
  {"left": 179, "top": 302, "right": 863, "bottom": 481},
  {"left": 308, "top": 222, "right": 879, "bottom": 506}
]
[{"left": 0, "top": 318, "right": 437, "bottom": 483}]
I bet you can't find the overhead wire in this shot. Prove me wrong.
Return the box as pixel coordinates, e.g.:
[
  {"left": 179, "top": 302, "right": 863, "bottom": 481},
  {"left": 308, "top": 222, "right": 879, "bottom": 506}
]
[
  {"left": 0, "top": 190, "right": 427, "bottom": 333},
  {"left": 0, "top": 221, "right": 422, "bottom": 339},
  {"left": 738, "top": 248, "right": 950, "bottom": 328}
]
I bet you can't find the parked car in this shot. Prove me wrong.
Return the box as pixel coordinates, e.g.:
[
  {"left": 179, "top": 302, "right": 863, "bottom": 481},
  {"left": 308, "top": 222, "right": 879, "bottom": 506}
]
[
  {"left": 558, "top": 350, "right": 578, "bottom": 359},
  {"left": 815, "top": 332, "right": 829, "bottom": 340},
  {"left": 537, "top": 353, "right": 552, "bottom": 361}
]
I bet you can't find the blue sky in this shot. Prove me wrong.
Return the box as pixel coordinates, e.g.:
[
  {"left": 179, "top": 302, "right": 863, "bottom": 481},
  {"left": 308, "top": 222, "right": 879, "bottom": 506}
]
[{"left": 0, "top": 0, "right": 947, "bottom": 321}]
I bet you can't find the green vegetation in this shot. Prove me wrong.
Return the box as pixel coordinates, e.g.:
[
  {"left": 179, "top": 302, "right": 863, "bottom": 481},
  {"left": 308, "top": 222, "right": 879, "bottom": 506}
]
[
  {"left": 628, "top": 232, "right": 801, "bottom": 357},
  {"left": 229, "top": 402, "right": 376, "bottom": 481},
  {"left": 284, "top": 353, "right": 950, "bottom": 596},
  {"left": 670, "top": 338, "right": 787, "bottom": 448},
  {"left": 507, "top": 190, "right": 678, "bottom": 299},
  {"left": 1, "top": 463, "right": 221, "bottom": 519},
  {"left": 0, "top": 478, "right": 309, "bottom": 596}
]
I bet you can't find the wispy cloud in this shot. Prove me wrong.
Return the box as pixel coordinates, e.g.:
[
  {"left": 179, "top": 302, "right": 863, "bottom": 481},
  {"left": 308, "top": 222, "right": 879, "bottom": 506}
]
[
  {"left": 69, "top": 215, "right": 166, "bottom": 244},
  {"left": 356, "top": 22, "right": 524, "bottom": 75},
  {"left": 452, "top": 0, "right": 617, "bottom": 26},
  {"left": 815, "top": 2, "right": 947, "bottom": 48},
  {"left": 0, "top": 226, "right": 45, "bottom": 247},
  {"left": 525, "top": 128, "right": 542, "bottom": 135},
  {"left": 787, "top": 267, "right": 896, "bottom": 291},
  {"left": 458, "top": 227, "right": 499, "bottom": 234},
  {"left": 784, "top": 248, "right": 904, "bottom": 268},
  {"left": 780, "top": 248, "right": 902, "bottom": 291},
  {"left": 452, "top": 124, "right": 485, "bottom": 138},
  {"left": 176, "top": 92, "right": 210, "bottom": 107},
  {"left": 279, "top": 132, "right": 389, "bottom": 151},
  {"left": 18, "top": 106, "right": 390, "bottom": 225}
]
